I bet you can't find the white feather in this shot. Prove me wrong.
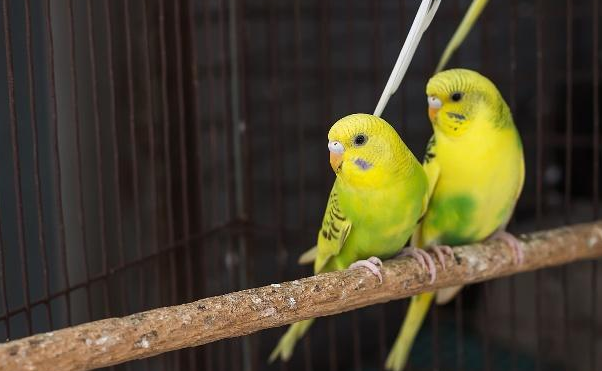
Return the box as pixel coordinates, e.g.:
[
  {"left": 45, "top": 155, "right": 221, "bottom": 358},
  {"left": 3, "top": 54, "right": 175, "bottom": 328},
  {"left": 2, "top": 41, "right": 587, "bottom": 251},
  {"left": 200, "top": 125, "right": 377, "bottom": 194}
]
[{"left": 373, "top": 0, "right": 441, "bottom": 117}]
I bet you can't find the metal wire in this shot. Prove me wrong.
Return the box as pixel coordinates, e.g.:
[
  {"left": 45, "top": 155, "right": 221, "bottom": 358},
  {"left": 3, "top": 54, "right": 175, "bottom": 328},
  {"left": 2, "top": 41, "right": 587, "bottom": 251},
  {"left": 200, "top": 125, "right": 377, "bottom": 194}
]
[
  {"left": 201, "top": 1, "right": 220, "bottom": 369},
  {"left": 85, "top": 0, "right": 111, "bottom": 319},
  {"left": 563, "top": 1, "right": 574, "bottom": 370},
  {"left": 591, "top": 1, "right": 599, "bottom": 370},
  {"left": 102, "top": 0, "right": 130, "bottom": 320},
  {"left": 0, "top": 224, "right": 227, "bottom": 323},
  {"left": 185, "top": 0, "right": 206, "bottom": 366},
  {"left": 0, "top": 219, "right": 8, "bottom": 336},
  {"left": 66, "top": 0, "right": 95, "bottom": 323},
  {"left": 44, "top": 0, "right": 73, "bottom": 327},
  {"left": 2, "top": 0, "right": 33, "bottom": 334},
  {"left": 23, "top": 0, "right": 52, "bottom": 330}
]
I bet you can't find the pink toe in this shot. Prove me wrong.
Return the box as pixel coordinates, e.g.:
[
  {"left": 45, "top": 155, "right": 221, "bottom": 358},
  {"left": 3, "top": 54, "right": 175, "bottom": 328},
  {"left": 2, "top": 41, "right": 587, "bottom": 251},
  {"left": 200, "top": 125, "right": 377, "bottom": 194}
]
[
  {"left": 495, "top": 231, "right": 524, "bottom": 265},
  {"left": 432, "top": 247, "right": 446, "bottom": 271},
  {"left": 400, "top": 248, "right": 437, "bottom": 283},
  {"left": 401, "top": 247, "right": 427, "bottom": 270},
  {"left": 411, "top": 251, "right": 427, "bottom": 270},
  {"left": 368, "top": 256, "right": 383, "bottom": 267},
  {"left": 349, "top": 260, "right": 383, "bottom": 283},
  {"left": 431, "top": 245, "right": 454, "bottom": 271},
  {"left": 513, "top": 244, "right": 525, "bottom": 265},
  {"left": 417, "top": 249, "right": 437, "bottom": 284},
  {"left": 487, "top": 230, "right": 525, "bottom": 264},
  {"left": 442, "top": 245, "right": 454, "bottom": 257}
]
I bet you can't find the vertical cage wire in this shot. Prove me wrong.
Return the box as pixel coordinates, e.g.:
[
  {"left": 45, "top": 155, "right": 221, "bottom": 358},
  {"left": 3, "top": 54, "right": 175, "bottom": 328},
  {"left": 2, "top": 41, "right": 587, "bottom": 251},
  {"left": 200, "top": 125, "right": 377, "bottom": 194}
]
[
  {"left": 590, "top": 0, "right": 599, "bottom": 370},
  {"left": 2, "top": 0, "right": 33, "bottom": 335}
]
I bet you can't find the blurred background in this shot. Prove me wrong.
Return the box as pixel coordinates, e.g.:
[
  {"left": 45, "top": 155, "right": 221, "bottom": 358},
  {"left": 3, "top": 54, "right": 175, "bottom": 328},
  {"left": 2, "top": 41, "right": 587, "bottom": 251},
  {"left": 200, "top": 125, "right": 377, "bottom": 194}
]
[{"left": 0, "top": 0, "right": 600, "bottom": 370}]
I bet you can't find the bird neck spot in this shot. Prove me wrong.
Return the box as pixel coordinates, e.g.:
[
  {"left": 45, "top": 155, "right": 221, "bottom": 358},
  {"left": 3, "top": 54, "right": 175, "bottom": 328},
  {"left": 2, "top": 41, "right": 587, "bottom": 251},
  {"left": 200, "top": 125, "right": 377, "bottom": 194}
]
[{"left": 446, "top": 112, "right": 466, "bottom": 121}]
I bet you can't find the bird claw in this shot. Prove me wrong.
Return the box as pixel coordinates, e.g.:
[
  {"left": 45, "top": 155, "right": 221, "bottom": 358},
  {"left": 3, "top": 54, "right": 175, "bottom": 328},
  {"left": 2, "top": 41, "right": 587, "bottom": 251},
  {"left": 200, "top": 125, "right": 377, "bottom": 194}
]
[
  {"left": 367, "top": 256, "right": 383, "bottom": 267},
  {"left": 488, "top": 230, "right": 524, "bottom": 265},
  {"left": 399, "top": 247, "right": 426, "bottom": 269},
  {"left": 399, "top": 247, "right": 437, "bottom": 284},
  {"left": 431, "top": 245, "right": 454, "bottom": 271},
  {"left": 349, "top": 256, "right": 383, "bottom": 283}
]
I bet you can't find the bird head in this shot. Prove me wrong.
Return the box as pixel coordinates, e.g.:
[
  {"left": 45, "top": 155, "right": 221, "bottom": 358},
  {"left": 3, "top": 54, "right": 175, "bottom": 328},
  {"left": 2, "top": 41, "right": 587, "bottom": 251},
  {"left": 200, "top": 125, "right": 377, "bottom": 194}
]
[
  {"left": 426, "top": 68, "right": 506, "bottom": 138},
  {"left": 327, "top": 114, "right": 413, "bottom": 188}
]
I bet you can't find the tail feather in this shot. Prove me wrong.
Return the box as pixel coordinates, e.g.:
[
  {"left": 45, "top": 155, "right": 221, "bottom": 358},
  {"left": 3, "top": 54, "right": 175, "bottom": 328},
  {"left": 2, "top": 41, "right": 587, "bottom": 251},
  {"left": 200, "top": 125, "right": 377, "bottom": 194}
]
[
  {"left": 268, "top": 319, "right": 315, "bottom": 363},
  {"left": 298, "top": 246, "right": 317, "bottom": 265},
  {"left": 436, "top": 284, "right": 464, "bottom": 305},
  {"left": 435, "top": 0, "right": 490, "bottom": 73},
  {"left": 385, "top": 293, "right": 435, "bottom": 371}
]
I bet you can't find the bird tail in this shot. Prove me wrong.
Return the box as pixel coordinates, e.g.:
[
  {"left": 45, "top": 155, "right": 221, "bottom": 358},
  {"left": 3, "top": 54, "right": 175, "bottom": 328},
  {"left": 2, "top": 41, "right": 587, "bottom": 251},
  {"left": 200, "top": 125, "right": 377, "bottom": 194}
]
[
  {"left": 436, "top": 284, "right": 464, "bottom": 305},
  {"left": 435, "top": 0, "right": 490, "bottom": 73},
  {"left": 268, "top": 319, "right": 314, "bottom": 363},
  {"left": 298, "top": 246, "right": 317, "bottom": 265},
  {"left": 385, "top": 292, "right": 434, "bottom": 371}
]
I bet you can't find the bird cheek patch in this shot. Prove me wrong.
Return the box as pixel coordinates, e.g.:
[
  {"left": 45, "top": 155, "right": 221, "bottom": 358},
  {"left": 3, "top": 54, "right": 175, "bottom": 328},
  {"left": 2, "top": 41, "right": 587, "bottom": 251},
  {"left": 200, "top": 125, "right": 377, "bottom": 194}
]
[
  {"left": 354, "top": 158, "right": 373, "bottom": 171},
  {"left": 440, "top": 112, "right": 469, "bottom": 136}
]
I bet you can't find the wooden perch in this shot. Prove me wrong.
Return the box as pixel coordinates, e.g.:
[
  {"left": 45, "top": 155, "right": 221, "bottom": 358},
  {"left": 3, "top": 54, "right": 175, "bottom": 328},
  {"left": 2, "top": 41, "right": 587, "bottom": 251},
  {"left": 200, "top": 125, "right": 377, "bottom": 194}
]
[{"left": 2, "top": 221, "right": 602, "bottom": 371}]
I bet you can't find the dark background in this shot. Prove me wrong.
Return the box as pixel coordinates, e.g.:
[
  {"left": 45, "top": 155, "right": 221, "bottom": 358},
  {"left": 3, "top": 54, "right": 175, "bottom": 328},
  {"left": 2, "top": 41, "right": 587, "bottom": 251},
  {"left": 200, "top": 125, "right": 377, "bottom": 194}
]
[{"left": 0, "top": 0, "right": 600, "bottom": 370}]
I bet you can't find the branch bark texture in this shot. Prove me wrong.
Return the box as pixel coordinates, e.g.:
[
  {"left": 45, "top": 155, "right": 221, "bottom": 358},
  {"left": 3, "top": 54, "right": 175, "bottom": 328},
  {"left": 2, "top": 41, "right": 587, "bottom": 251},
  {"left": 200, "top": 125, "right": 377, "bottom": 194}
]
[{"left": 2, "top": 221, "right": 602, "bottom": 371}]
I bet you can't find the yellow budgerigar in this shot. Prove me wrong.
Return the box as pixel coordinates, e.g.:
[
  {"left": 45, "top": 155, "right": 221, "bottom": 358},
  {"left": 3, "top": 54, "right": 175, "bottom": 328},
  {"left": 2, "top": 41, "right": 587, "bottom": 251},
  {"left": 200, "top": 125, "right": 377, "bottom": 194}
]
[
  {"left": 385, "top": 69, "right": 525, "bottom": 371},
  {"left": 269, "top": 113, "right": 429, "bottom": 363}
]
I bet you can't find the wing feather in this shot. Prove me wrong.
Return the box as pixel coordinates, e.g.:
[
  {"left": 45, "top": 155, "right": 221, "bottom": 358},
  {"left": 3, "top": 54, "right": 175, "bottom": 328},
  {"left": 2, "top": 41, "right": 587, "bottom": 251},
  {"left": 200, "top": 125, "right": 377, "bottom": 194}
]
[
  {"left": 411, "top": 135, "right": 440, "bottom": 248},
  {"left": 314, "top": 187, "right": 352, "bottom": 273}
]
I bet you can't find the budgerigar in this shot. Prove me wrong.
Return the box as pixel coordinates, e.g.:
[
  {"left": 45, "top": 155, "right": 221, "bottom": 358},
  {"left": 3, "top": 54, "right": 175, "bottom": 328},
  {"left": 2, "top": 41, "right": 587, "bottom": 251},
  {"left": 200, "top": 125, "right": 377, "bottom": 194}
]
[
  {"left": 269, "top": 113, "right": 429, "bottom": 363},
  {"left": 385, "top": 69, "right": 525, "bottom": 371}
]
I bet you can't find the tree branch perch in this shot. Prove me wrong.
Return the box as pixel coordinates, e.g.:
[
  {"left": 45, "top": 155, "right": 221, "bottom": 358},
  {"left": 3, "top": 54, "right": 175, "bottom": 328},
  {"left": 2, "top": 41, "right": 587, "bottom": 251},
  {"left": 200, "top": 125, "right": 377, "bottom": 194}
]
[{"left": 2, "top": 221, "right": 602, "bottom": 371}]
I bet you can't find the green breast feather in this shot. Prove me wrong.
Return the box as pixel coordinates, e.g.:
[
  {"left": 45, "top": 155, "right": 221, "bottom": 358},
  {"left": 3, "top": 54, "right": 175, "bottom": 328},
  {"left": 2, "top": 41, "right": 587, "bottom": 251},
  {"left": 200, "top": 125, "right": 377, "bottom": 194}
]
[{"left": 424, "top": 193, "right": 477, "bottom": 246}]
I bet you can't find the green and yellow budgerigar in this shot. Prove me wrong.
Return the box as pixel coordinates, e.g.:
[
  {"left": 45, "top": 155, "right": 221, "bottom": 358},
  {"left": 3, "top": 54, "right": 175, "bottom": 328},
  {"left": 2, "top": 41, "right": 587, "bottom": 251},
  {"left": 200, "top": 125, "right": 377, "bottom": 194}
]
[
  {"left": 269, "top": 113, "right": 429, "bottom": 363},
  {"left": 385, "top": 69, "right": 525, "bottom": 371}
]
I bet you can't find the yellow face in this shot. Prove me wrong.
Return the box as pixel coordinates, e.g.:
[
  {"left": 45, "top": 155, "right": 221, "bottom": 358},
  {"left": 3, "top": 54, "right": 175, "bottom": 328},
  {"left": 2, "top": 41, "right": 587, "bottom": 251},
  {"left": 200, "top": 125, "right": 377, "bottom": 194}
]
[
  {"left": 426, "top": 69, "right": 498, "bottom": 138},
  {"left": 327, "top": 113, "right": 408, "bottom": 188},
  {"left": 327, "top": 130, "right": 372, "bottom": 175}
]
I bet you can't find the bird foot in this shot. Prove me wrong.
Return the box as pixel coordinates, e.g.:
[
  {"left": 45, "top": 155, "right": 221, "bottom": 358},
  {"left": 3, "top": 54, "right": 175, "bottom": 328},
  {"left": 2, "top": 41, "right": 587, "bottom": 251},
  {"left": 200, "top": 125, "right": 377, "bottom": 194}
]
[
  {"left": 399, "top": 247, "right": 437, "bottom": 284},
  {"left": 488, "top": 230, "right": 524, "bottom": 265},
  {"left": 431, "top": 245, "right": 454, "bottom": 270},
  {"left": 398, "top": 245, "right": 454, "bottom": 284},
  {"left": 348, "top": 256, "right": 383, "bottom": 283}
]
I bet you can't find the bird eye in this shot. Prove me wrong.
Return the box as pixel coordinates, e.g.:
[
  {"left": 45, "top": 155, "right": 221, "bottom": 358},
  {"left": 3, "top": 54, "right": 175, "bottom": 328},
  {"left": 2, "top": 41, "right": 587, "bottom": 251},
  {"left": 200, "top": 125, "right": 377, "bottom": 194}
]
[
  {"left": 451, "top": 92, "right": 463, "bottom": 102},
  {"left": 353, "top": 134, "right": 367, "bottom": 146}
]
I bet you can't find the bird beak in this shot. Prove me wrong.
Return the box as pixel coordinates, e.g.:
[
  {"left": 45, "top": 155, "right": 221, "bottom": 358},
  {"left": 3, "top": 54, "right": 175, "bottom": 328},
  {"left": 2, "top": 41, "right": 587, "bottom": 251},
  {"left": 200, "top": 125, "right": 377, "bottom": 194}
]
[
  {"left": 328, "top": 141, "right": 345, "bottom": 172},
  {"left": 427, "top": 96, "right": 442, "bottom": 122},
  {"left": 428, "top": 107, "right": 438, "bottom": 122},
  {"left": 330, "top": 152, "right": 343, "bottom": 172}
]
